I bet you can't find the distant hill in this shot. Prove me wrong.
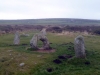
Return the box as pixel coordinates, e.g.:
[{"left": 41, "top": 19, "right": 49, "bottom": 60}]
[{"left": 0, "top": 18, "right": 100, "bottom": 26}]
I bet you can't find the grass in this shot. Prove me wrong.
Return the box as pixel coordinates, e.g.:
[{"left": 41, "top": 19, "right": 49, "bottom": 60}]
[{"left": 0, "top": 31, "right": 100, "bottom": 75}]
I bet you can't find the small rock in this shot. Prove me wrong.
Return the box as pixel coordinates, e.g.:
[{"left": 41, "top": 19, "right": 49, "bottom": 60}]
[{"left": 19, "top": 63, "right": 25, "bottom": 67}]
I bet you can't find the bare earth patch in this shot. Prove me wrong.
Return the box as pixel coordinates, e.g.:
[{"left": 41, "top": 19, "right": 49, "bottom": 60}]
[{"left": 36, "top": 48, "right": 55, "bottom": 53}]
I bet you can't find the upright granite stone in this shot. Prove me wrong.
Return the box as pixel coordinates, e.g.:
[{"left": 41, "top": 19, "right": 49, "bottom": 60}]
[
  {"left": 74, "top": 35, "right": 86, "bottom": 58},
  {"left": 30, "top": 34, "right": 38, "bottom": 49},
  {"left": 39, "top": 35, "right": 51, "bottom": 50},
  {"left": 39, "top": 29, "right": 51, "bottom": 50},
  {"left": 13, "top": 31, "right": 20, "bottom": 45}
]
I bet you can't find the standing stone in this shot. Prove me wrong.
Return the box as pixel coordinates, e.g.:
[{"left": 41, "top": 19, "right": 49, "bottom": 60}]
[
  {"left": 74, "top": 35, "right": 86, "bottom": 58},
  {"left": 30, "top": 28, "right": 51, "bottom": 50},
  {"left": 30, "top": 34, "right": 38, "bottom": 49},
  {"left": 13, "top": 31, "right": 20, "bottom": 45},
  {"left": 38, "top": 29, "right": 51, "bottom": 50}
]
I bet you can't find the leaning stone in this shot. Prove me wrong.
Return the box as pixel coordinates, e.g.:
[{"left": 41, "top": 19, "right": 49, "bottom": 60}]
[
  {"left": 38, "top": 29, "right": 51, "bottom": 50},
  {"left": 74, "top": 35, "right": 86, "bottom": 58},
  {"left": 30, "top": 34, "right": 38, "bottom": 49},
  {"left": 40, "top": 36, "right": 51, "bottom": 50}
]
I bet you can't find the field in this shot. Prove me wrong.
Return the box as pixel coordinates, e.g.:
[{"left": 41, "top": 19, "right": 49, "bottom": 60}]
[{"left": 0, "top": 30, "right": 100, "bottom": 75}]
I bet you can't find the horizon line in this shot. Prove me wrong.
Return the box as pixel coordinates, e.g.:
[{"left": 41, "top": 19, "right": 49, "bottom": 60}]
[{"left": 0, "top": 18, "right": 100, "bottom": 21}]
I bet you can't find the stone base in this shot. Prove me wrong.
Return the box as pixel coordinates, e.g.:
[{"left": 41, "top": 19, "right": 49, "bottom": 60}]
[
  {"left": 36, "top": 48, "right": 55, "bottom": 53},
  {"left": 27, "top": 47, "right": 55, "bottom": 53}
]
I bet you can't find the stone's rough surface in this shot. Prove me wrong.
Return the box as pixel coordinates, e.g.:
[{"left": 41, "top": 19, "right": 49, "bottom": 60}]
[
  {"left": 13, "top": 31, "right": 20, "bottom": 45},
  {"left": 40, "top": 28, "right": 47, "bottom": 36},
  {"left": 74, "top": 35, "right": 86, "bottom": 58},
  {"left": 30, "top": 34, "right": 38, "bottom": 49}
]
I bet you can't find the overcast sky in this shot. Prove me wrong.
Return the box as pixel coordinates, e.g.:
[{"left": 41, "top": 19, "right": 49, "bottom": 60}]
[{"left": 0, "top": 0, "right": 100, "bottom": 20}]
